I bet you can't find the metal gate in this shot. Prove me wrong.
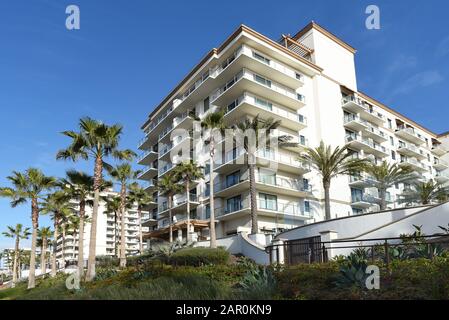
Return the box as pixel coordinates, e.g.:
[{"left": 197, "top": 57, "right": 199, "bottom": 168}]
[{"left": 284, "top": 236, "right": 327, "bottom": 264}]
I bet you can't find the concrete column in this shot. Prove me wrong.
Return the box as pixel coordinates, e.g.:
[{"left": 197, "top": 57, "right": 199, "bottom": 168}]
[
  {"left": 319, "top": 230, "right": 338, "bottom": 260},
  {"left": 177, "top": 229, "right": 183, "bottom": 242},
  {"left": 270, "top": 238, "right": 286, "bottom": 265}
]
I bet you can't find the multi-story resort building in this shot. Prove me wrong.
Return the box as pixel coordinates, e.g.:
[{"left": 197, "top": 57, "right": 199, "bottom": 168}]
[
  {"left": 137, "top": 22, "right": 449, "bottom": 242},
  {"left": 55, "top": 191, "right": 148, "bottom": 265}
]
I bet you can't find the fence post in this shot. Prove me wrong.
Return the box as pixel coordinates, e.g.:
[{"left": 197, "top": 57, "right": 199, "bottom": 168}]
[
  {"left": 384, "top": 240, "right": 390, "bottom": 268},
  {"left": 271, "top": 239, "right": 286, "bottom": 265},
  {"left": 319, "top": 230, "right": 338, "bottom": 260}
]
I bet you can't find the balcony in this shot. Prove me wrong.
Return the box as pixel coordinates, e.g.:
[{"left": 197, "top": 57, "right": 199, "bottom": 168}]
[
  {"left": 137, "top": 148, "right": 158, "bottom": 165},
  {"left": 159, "top": 134, "right": 193, "bottom": 162},
  {"left": 362, "top": 125, "right": 388, "bottom": 143},
  {"left": 143, "top": 180, "right": 157, "bottom": 193},
  {"left": 256, "top": 176, "right": 312, "bottom": 197},
  {"left": 216, "top": 198, "right": 312, "bottom": 221},
  {"left": 224, "top": 92, "right": 307, "bottom": 131},
  {"left": 137, "top": 165, "right": 158, "bottom": 181},
  {"left": 349, "top": 174, "right": 377, "bottom": 188},
  {"left": 351, "top": 193, "right": 379, "bottom": 209},
  {"left": 359, "top": 107, "right": 385, "bottom": 126},
  {"left": 395, "top": 126, "right": 426, "bottom": 145},
  {"left": 397, "top": 142, "right": 426, "bottom": 160},
  {"left": 343, "top": 114, "right": 368, "bottom": 131},
  {"left": 399, "top": 158, "right": 427, "bottom": 172},
  {"left": 255, "top": 149, "right": 311, "bottom": 174},
  {"left": 341, "top": 95, "right": 367, "bottom": 113},
  {"left": 434, "top": 159, "right": 449, "bottom": 171},
  {"left": 435, "top": 172, "right": 449, "bottom": 183},
  {"left": 211, "top": 68, "right": 306, "bottom": 111},
  {"left": 431, "top": 144, "right": 447, "bottom": 157},
  {"left": 345, "top": 135, "right": 389, "bottom": 158},
  {"left": 158, "top": 193, "right": 200, "bottom": 217}
]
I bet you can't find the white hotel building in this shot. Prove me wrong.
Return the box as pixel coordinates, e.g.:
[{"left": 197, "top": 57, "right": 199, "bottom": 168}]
[
  {"left": 137, "top": 22, "right": 449, "bottom": 241},
  {"left": 55, "top": 191, "right": 148, "bottom": 264}
]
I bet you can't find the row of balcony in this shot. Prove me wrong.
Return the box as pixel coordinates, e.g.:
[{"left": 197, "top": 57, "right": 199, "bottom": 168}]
[{"left": 215, "top": 198, "right": 312, "bottom": 220}]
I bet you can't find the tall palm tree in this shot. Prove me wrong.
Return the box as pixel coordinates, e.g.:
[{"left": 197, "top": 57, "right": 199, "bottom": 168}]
[
  {"left": 233, "top": 115, "right": 292, "bottom": 234},
  {"left": 103, "top": 196, "right": 122, "bottom": 258},
  {"left": 400, "top": 180, "right": 449, "bottom": 206},
  {"left": 60, "top": 170, "right": 95, "bottom": 277},
  {"left": 157, "top": 173, "right": 185, "bottom": 243},
  {"left": 37, "top": 227, "right": 52, "bottom": 276},
  {"left": 108, "top": 163, "right": 138, "bottom": 268},
  {"left": 2, "top": 224, "right": 31, "bottom": 288},
  {"left": 299, "top": 142, "right": 369, "bottom": 220},
  {"left": 0, "top": 168, "right": 56, "bottom": 289},
  {"left": 173, "top": 161, "right": 204, "bottom": 243},
  {"left": 41, "top": 191, "right": 73, "bottom": 276},
  {"left": 56, "top": 117, "right": 135, "bottom": 281},
  {"left": 200, "top": 109, "right": 227, "bottom": 248},
  {"left": 365, "top": 161, "right": 414, "bottom": 210},
  {"left": 127, "top": 183, "right": 153, "bottom": 253}
]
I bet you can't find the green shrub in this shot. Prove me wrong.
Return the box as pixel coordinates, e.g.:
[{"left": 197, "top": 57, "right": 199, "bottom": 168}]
[
  {"left": 96, "top": 255, "right": 119, "bottom": 268},
  {"left": 169, "top": 247, "right": 230, "bottom": 266}
]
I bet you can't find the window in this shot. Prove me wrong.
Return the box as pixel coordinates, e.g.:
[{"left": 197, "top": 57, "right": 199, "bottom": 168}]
[
  {"left": 226, "top": 171, "right": 241, "bottom": 188},
  {"left": 259, "top": 169, "right": 276, "bottom": 185},
  {"left": 259, "top": 193, "right": 277, "bottom": 211},
  {"left": 203, "top": 97, "right": 210, "bottom": 113},
  {"left": 252, "top": 51, "right": 270, "bottom": 65},
  {"left": 253, "top": 74, "right": 271, "bottom": 87},
  {"left": 226, "top": 195, "right": 242, "bottom": 213},
  {"left": 391, "top": 151, "right": 396, "bottom": 160},
  {"left": 395, "top": 183, "right": 399, "bottom": 190},
  {"left": 351, "top": 188, "right": 363, "bottom": 202},
  {"left": 304, "top": 201, "right": 310, "bottom": 213},
  {"left": 390, "top": 136, "right": 394, "bottom": 146},
  {"left": 388, "top": 119, "right": 393, "bottom": 129},
  {"left": 204, "top": 163, "right": 210, "bottom": 175},
  {"left": 300, "top": 135, "right": 306, "bottom": 146},
  {"left": 255, "top": 97, "right": 273, "bottom": 110},
  {"left": 352, "top": 208, "right": 363, "bottom": 215},
  {"left": 205, "top": 183, "right": 210, "bottom": 197},
  {"left": 295, "top": 73, "right": 303, "bottom": 81},
  {"left": 303, "top": 178, "right": 309, "bottom": 190},
  {"left": 427, "top": 154, "right": 431, "bottom": 162},
  {"left": 205, "top": 205, "right": 210, "bottom": 219}
]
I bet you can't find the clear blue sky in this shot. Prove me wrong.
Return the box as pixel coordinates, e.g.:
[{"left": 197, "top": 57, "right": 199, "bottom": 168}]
[{"left": 1, "top": 0, "right": 448, "bottom": 250}]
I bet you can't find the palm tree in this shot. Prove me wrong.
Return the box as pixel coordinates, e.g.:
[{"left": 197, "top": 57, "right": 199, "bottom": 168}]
[
  {"left": 128, "top": 183, "right": 153, "bottom": 253},
  {"left": 173, "top": 161, "right": 204, "bottom": 243},
  {"left": 108, "top": 163, "right": 138, "bottom": 268},
  {"left": 103, "top": 196, "right": 122, "bottom": 257},
  {"left": 365, "top": 161, "right": 414, "bottom": 210},
  {"left": 157, "top": 173, "right": 185, "bottom": 243},
  {"left": 37, "top": 227, "right": 52, "bottom": 276},
  {"left": 41, "top": 191, "right": 74, "bottom": 276},
  {"left": 60, "top": 170, "right": 95, "bottom": 277},
  {"left": 299, "top": 142, "right": 369, "bottom": 220},
  {"left": 400, "top": 180, "right": 449, "bottom": 206},
  {"left": 0, "top": 168, "right": 56, "bottom": 289},
  {"left": 56, "top": 117, "right": 135, "bottom": 281},
  {"left": 200, "top": 109, "right": 227, "bottom": 248},
  {"left": 2, "top": 224, "right": 31, "bottom": 287},
  {"left": 233, "top": 115, "right": 292, "bottom": 234}
]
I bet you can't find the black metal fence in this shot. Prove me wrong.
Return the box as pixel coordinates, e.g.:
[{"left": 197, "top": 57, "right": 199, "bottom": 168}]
[{"left": 267, "top": 233, "right": 449, "bottom": 266}]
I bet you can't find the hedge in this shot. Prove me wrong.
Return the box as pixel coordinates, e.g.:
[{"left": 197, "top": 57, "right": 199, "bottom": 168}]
[{"left": 169, "top": 247, "right": 230, "bottom": 266}]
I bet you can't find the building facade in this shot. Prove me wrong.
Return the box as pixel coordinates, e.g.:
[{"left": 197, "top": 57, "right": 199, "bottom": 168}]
[
  {"left": 137, "top": 22, "right": 448, "bottom": 241},
  {"left": 55, "top": 191, "right": 148, "bottom": 264}
]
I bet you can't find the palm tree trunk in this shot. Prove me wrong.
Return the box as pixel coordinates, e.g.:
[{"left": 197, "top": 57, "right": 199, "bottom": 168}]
[
  {"left": 40, "top": 242, "right": 45, "bottom": 276},
  {"left": 323, "top": 180, "right": 331, "bottom": 221},
  {"left": 28, "top": 198, "right": 39, "bottom": 289},
  {"left": 12, "top": 237, "right": 19, "bottom": 288},
  {"left": 86, "top": 156, "right": 102, "bottom": 282},
  {"left": 62, "top": 225, "right": 66, "bottom": 268},
  {"left": 119, "top": 184, "right": 127, "bottom": 268},
  {"left": 248, "top": 161, "right": 258, "bottom": 234},
  {"left": 209, "top": 143, "right": 217, "bottom": 248},
  {"left": 51, "top": 219, "right": 58, "bottom": 277},
  {"left": 138, "top": 207, "right": 143, "bottom": 254},
  {"left": 168, "top": 195, "right": 173, "bottom": 243},
  {"left": 77, "top": 201, "right": 85, "bottom": 277},
  {"left": 186, "top": 180, "right": 190, "bottom": 243},
  {"left": 379, "top": 188, "right": 387, "bottom": 211}
]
